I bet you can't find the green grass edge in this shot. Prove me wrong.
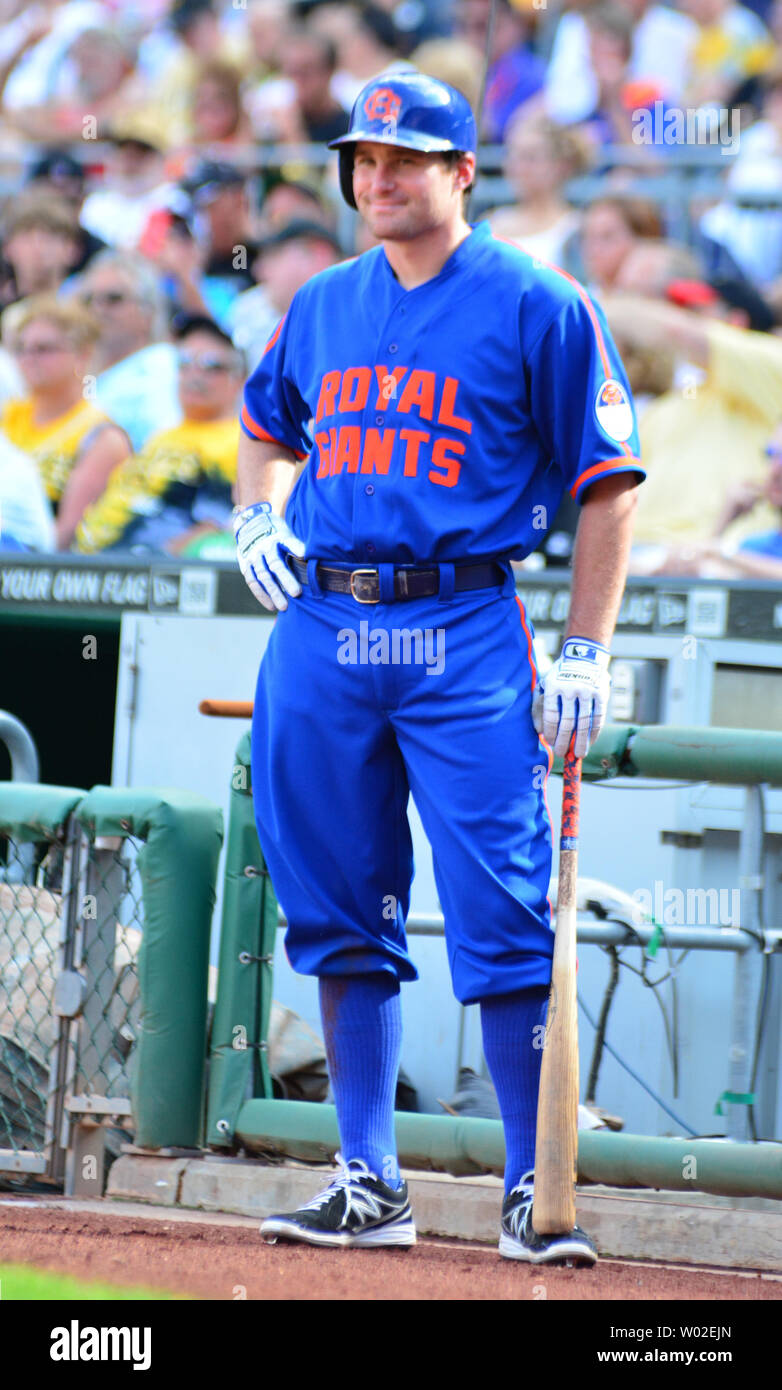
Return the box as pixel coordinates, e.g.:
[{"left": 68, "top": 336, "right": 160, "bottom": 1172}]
[{"left": 0, "top": 1262, "right": 191, "bottom": 1300}]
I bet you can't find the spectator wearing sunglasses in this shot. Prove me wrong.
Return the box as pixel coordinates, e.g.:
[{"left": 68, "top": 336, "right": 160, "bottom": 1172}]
[
  {"left": 0, "top": 295, "right": 131, "bottom": 550},
  {"left": 78, "top": 252, "right": 181, "bottom": 452},
  {"left": 74, "top": 315, "right": 243, "bottom": 557}
]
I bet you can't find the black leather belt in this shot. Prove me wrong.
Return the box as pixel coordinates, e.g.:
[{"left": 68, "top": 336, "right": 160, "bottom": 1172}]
[{"left": 287, "top": 555, "right": 506, "bottom": 604}]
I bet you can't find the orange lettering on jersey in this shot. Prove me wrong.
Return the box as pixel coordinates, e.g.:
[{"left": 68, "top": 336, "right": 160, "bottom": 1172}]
[
  {"left": 315, "top": 431, "right": 331, "bottom": 478},
  {"left": 315, "top": 370, "right": 342, "bottom": 422},
  {"left": 338, "top": 366, "right": 372, "bottom": 413},
  {"left": 400, "top": 429, "right": 430, "bottom": 478},
  {"left": 438, "top": 377, "right": 472, "bottom": 435},
  {"left": 360, "top": 427, "right": 395, "bottom": 473},
  {"left": 429, "top": 436, "right": 464, "bottom": 488},
  {"left": 397, "top": 369, "right": 435, "bottom": 421},
  {"left": 331, "top": 425, "right": 361, "bottom": 475},
  {"left": 373, "top": 365, "right": 407, "bottom": 409}
]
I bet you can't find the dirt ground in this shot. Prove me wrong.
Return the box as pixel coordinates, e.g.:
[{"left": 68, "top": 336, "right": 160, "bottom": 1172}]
[{"left": 0, "top": 1198, "right": 780, "bottom": 1300}]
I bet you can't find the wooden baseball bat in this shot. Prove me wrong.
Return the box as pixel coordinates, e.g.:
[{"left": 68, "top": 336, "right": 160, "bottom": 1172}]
[
  {"left": 199, "top": 699, "right": 254, "bottom": 718},
  {"left": 532, "top": 741, "right": 582, "bottom": 1234}
]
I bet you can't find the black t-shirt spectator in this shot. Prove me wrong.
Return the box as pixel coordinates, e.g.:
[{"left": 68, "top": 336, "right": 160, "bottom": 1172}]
[{"left": 203, "top": 245, "right": 259, "bottom": 290}]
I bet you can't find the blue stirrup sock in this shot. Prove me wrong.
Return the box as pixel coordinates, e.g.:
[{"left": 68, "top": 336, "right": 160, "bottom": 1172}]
[
  {"left": 480, "top": 985, "right": 550, "bottom": 1196},
  {"left": 318, "top": 972, "right": 403, "bottom": 1190}
]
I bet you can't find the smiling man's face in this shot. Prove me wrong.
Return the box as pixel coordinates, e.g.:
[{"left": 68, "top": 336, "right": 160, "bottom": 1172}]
[{"left": 351, "top": 141, "right": 473, "bottom": 242}]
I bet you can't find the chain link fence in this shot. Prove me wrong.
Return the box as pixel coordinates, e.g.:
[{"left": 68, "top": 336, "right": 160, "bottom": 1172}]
[
  {"left": 0, "top": 836, "right": 62, "bottom": 1168},
  {"left": 0, "top": 824, "right": 143, "bottom": 1189},
  {"left": 0, "top": 782, "right": 221, "bottom": 1191},
  {"left": 69, "top": 832, "right": 143, "bottom": 1106}
]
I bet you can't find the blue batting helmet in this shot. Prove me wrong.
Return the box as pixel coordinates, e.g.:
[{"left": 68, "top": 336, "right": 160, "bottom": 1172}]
[{"left": 328, "top": 71, "right": 477, "bottom": 209}]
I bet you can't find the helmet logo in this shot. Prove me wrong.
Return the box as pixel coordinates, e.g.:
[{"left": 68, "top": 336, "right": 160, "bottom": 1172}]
[{"left": 363, "top": 87, "right": 402, "bottom": 122}]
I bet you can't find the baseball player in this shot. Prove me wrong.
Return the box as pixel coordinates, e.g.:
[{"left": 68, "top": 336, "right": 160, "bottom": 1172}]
[{"left": 233, "top": 72, "right": 644, "bottom": 1264}]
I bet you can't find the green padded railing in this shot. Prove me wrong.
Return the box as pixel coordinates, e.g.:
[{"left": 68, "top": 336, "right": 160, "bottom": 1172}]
[{"left": 206, "top": 734, "right": 278, "bottom": 1148}]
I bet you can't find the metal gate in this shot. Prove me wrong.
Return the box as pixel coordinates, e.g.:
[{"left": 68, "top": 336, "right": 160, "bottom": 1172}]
[{"left": 0, "top": 818, "right": 142, "bottom": 1191}]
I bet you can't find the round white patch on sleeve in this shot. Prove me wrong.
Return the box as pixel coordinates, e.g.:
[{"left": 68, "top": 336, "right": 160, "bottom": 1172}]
[{"left": 594, "top": 379, "right": 634, "bottom": 443}]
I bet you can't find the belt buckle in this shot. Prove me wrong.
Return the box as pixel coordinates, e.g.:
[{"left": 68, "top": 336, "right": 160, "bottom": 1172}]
[{"left": 349, "top": 568, "right": 380, "bottom": 604}]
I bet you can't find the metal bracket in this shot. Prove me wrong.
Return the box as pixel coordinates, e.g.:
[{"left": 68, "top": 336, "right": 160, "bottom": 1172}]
[
  {"left": 65, "top": 1094, "right": 133, "bottom": 1117},
  {"left": 0, "top": 1149, "right": 47, "bottom": 1174},
  {"left": 53, "top": 969, "right": 87, "bottom": 1018}
]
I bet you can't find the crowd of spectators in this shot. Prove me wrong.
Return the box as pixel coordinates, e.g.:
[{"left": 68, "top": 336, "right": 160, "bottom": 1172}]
[{"left": 0, "top": 0, "right": 780, "bottom": 579}]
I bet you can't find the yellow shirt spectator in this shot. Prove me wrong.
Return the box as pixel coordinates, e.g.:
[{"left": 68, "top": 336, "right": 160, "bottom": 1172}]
[
  {"left": 1, "top": 397, "right": 116, "bottom": 508},
  {"left": 0, "top": 294, "right": 131, "bottom": 549},
  {"left": 631, "top": 318, "right": 782, "bottom": 545},
  {"left": 74, "top": 417, "right": 240, "bottom": 553},
  {"left": 690, "top": 5, "right": 775, "bottom": 90}
]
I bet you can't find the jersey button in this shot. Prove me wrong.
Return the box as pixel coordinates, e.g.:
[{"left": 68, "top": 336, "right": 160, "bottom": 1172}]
[
  {"left": 375, "top": 415, "right": 384, "bottom": 425},
  {"left": 365, "top": 484, "right": 375, "bottom": 495},
  {"left": 388, "top": 343, "right": 398, "bottom": 353},
  {"left": 366, "top": 541, "right": 376, "bottom": 554}
]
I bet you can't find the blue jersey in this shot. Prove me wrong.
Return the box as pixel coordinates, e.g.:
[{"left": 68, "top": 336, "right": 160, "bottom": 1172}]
[{"left": 241, "top": 219, "right": 644, "bottom": 564}]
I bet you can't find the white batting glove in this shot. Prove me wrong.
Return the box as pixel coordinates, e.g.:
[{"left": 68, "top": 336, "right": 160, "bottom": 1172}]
[
  {"left": 233, "top": 501, "right": 306, "bottom": 612},
  {"left": 532, "top": 636, "right": 611, "bottom": 759}
]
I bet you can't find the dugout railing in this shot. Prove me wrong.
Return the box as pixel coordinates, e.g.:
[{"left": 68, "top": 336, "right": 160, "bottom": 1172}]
[
  {"left": 206, "top": 723, "right": 782, "bottom": 1199},
  {"left": 2, "top": 724, "right": 782, "bottom": 1199}
]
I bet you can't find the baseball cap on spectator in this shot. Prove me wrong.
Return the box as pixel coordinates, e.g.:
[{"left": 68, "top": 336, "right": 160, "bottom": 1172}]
[
  {"left": 665, "top": 276, "right": 776, "bottom": 332},
  {"left": 710, "top": 277, "right": 777, "bottom": 333},
  {"left": 170, "top": 311, "right": 238, "bottom": 351},
  {"left": 108, "top": 113, "right": 165, "bottom": 155},
  {"left": 259, "top": 176, "right": 333, "bottom": 231},
  {"left": 27, "top": 151, "right": 85, "bottom": 186},
  {"left": 621, "top": 79, "right": 664, "bottom": 110},
  {"left": 265, "top": 176, "right": 325, "bottom": 208},
  {"left": 665, "top": 280, "right": 719, "bottom": 309},
  {"left": 23, "top": 154, "right": 106, "bottom": 274},
  {"left": 292, "top": 0, "right": 330, "bottom": 15},
  {"left": 180, "top": 160, "right": 245, "bottom": 209},
  {"left": 170, "top": 0, "right": 214, "bottom": 32},
  {"left": 256, "top": 218, "right": 343, "bottom": 256}
]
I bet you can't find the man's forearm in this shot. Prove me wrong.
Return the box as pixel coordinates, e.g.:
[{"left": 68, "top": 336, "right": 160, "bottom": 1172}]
[
  {"left": 236, "top": 431, "right": 299, "bottom": 514},
  {"left": 600, "top": 295, "right": 710, "bottom": 369},
  {"left": 706, "top": 546, "right": 782, "bottom": 581},
  {"left": 565, "top": 476, "right": 639, "bottom": 647}
]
